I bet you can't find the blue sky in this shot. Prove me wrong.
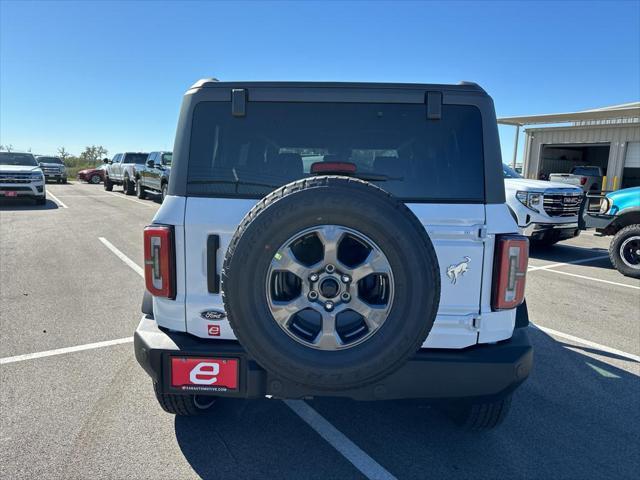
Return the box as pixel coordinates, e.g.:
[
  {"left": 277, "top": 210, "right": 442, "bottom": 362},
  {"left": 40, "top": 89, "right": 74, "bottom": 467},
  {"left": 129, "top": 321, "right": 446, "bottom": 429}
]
[{"left": 1, "top": 0, "right": 639, "bottom": 163}]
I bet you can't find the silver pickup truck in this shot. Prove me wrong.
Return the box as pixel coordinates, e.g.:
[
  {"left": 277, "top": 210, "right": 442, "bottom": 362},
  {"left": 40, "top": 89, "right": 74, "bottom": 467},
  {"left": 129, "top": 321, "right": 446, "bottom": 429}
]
[
  {"left": 549, "top": 166, "right": 604, "bottom": 193},
  {"left": 103, "top": 152, "right": 148, "bottom": 195}
]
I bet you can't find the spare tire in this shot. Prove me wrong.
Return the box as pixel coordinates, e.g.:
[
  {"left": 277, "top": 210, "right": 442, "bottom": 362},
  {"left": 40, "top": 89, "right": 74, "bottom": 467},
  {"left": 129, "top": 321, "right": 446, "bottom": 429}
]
[{"left": 222, "top": 176, "right": 440, "bottom": 391}]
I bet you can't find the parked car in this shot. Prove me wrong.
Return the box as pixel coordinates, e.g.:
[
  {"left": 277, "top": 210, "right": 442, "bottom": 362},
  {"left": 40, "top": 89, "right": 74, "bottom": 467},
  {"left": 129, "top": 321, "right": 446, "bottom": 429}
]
[
  {"left": 77, "top": 165, "right": 106, "bottom": 184},
  {"left": 580, "top": 186, "right": 640, "bottom": 278},
  {"left": 549, "top": 166, "right": 604, "bottom": 192},
  {"left": 0, "top": 152, "right": 46, "bottom": 205},
  {"left": 36, "top": 156, "right": 67, "bottom": 183},
  {"left": 103, "top": 152, "right": 148, "bottom": 194},
  {"left": 503, "top": 163, "right": 583, "bottom": 245},
  {"left": 135, "top": 151, "right": 172, "bottom": 201},
  {"left": 134, "top": 80, "right": 533, "bottom": 431}
]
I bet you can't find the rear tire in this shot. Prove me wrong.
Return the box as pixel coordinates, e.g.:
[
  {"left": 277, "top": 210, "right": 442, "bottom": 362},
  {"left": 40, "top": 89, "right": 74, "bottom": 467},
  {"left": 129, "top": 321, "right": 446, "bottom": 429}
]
[
  {"left": 90, "top": 174, "right": 101, "bottom": 184},
  {"left": 609, "top": 224, "right": 640, "bottom": 278},
  {"left": 445, "top": 395, "right": 512, "bottom": 431},
  {"left": 123, "top": 177, "right": 135, "bottom": 195},
  {"left": 161, "top": 182, "right": 168, "bottom": 202},
  {"left": 153, "top": 382, "right": 215, "bottom": 416},
  {"left": 136, "top": 179, "right": 146, "bottom": 199},
  {"left": 104, "top": 177, "right": 113, "bottom": 191}
]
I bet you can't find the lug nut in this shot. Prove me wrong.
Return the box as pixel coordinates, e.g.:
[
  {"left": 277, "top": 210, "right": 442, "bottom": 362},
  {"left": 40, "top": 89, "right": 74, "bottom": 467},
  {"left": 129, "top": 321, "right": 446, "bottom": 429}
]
[
  {"left": 341, "top": 292, "right": 351, "bottom": 302},
  {"left": 325, "top": 264, "right": 336, "bottom": 273},
  {"left": 324, "top": 301, "right": 334, "bottom": 311},
  {"left": 309, "top": 273, "right": 319, "bottom": 282},
  {"left": 308, "top": 291, "right": 319, "bottom": 301},
  {"left": 341, "top": 274, "right": 351, "bottom": 283}
]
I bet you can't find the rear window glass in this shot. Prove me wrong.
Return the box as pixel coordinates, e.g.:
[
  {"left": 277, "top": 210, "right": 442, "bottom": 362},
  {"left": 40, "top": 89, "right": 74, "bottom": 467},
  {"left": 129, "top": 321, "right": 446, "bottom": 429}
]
[
  {"left": 187, "top": 102, "right": 484, "bottom": 201},
  {"left": 572, "top": 166, "right": 600, "bottom": 176},
  {"left": 162, "top": 153, "right": 173, "bottom": 165},
  {"left": 124, "top": 153, "right": 149, "bottom": 164}
]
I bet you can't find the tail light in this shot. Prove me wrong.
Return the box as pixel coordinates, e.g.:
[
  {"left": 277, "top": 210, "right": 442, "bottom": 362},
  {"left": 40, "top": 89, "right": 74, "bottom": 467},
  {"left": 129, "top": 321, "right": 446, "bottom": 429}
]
[
  {"left": 492, "top": 235, "right": 528, "bottom": 310},
  {"left": 580, "top": 177, "right": 587, "bottom": 185},
  {"left": 144, "top": 225, "right": 175, "bottom": 299}
]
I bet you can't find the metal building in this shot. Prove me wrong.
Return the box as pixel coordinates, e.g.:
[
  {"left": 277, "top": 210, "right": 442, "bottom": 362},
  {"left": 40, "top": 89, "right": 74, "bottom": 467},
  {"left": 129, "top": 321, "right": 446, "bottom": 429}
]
[{"left": 499, "top": 102, "right": 640, "bottom": 190}]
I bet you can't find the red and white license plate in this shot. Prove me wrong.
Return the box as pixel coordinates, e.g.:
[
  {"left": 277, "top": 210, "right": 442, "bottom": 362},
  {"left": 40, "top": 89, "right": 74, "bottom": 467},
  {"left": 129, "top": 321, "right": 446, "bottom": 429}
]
[
  {"left": 2, "top": 191, "right": 17, "bottom": 197},
  {"left": 171, "top": 357, "right": 239, "bottom": 391}
]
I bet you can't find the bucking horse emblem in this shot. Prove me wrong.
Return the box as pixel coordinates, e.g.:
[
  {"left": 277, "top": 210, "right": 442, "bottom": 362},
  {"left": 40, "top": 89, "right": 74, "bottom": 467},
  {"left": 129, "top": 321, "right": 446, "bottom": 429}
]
[{"left": 446, "top": 256, "right": 471, "bottom": 285}]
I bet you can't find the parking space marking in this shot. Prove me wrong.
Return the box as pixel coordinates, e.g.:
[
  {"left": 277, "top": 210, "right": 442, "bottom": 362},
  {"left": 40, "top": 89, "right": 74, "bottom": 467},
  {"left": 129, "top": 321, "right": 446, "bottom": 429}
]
[
  {"left": 105, "top": 191, "right": 156, "bottom": 207},
  {"left": 528, "top": 255, "right": 610, "bottom": 271},
  {"left": 536, "top": 267, "right": 640, "bottom": 290},
  {"left": 99, "top": 237, "right": 144, "bottom": 277},
  {"left": 532, "top": 323, "right": 640, "bottom": 362},
  {"left": 46, "top": 190, "right": 68, "bottom": 208},
  {"left": 285, "top": 400, "right": 397, "bottom": 480},
  {"left": 0, "top": 337, "right": 132, "bottom": 365}
]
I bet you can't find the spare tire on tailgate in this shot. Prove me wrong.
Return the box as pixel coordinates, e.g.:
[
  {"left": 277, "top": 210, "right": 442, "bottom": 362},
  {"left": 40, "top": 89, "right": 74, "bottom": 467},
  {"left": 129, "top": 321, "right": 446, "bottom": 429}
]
[{"left": 222, "top": 176, "right": 440, "bottom": 391}]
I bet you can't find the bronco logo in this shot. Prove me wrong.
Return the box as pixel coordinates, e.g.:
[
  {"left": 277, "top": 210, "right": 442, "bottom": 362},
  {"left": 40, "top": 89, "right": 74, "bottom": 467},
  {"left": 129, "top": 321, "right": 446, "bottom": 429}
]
[{"left": 446, "top": 256, "right": 471, "bottom": 285}]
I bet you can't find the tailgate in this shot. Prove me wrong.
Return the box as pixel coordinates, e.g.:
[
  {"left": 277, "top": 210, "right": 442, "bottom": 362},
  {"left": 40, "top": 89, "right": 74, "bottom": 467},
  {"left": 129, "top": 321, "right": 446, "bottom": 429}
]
[{"left": 549, "top": 174, "right": 581, "bottom": 186}]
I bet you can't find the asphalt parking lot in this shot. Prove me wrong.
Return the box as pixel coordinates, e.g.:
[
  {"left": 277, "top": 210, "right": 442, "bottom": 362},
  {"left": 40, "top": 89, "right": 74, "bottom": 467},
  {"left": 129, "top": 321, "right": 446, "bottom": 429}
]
[{"left": 1, "top": 181, "right": 639, "bottom": 480}]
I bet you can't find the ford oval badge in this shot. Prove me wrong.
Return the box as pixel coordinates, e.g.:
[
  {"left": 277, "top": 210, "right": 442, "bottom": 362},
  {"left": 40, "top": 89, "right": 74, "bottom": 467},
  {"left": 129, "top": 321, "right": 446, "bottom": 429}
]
[{"left": 201, "top": 310, "right": 226, "bottom": 321}]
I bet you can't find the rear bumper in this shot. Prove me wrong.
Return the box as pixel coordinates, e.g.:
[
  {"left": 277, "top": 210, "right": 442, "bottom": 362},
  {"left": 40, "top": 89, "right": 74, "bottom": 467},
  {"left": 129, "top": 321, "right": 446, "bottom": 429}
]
[{"left": 135, "top": 315, "right": 533, "bottom": 402}]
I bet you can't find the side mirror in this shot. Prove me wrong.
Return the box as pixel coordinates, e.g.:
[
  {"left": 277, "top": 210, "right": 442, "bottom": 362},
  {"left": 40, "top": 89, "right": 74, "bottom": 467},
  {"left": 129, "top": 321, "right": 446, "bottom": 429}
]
[
  {"left": 146, "top": 159, "right": 155, "bottom": 168},
  {"left": 103, "top": 159, "right": 110, "bottom": 164}
]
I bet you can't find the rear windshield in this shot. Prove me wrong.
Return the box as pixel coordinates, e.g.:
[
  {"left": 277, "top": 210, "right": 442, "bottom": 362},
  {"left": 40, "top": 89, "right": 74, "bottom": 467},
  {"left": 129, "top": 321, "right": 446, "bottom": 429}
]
[
  {"left": 162, "top": 153, "right": 173, "bottom": 165},
  {"left": 0, "top": 152, "right": 38, "bottom": 166},
  {"left": 124, "top": 153, "right": 149, "bottom": 164},
  {"left": 572, "top": 166, "right": 600, "bottom": 176},
  {"left": 187, "top": 102, "right": 485, "bottom": 202},
  {"left": 37, "top": 156, "right": 62, "bottom": 164}
]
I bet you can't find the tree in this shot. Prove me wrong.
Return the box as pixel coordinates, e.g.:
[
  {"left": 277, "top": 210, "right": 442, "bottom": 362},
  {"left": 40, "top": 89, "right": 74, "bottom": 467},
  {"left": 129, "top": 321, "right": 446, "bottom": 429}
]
[
  {"left": 57, "top": 147, "right": 71, "bottom": 161},
  {"left": 0, "top": 144, "right": 13, "bottom": 152},
  {"left": 79, "top": 145, "right": 109, "bottom": 164}
]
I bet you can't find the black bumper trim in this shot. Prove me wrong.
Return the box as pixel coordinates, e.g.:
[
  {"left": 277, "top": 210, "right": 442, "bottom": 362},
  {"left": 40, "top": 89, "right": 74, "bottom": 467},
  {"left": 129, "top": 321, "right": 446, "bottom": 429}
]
[{"left": 135, "top": 316, "right": 533, "bottom": 402}]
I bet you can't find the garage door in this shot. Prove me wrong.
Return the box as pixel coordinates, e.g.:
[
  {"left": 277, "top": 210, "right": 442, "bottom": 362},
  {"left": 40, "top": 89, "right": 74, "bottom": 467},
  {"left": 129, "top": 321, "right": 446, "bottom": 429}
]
[{"left": 625, "top": 141, "right": 640, "bottom": 168}]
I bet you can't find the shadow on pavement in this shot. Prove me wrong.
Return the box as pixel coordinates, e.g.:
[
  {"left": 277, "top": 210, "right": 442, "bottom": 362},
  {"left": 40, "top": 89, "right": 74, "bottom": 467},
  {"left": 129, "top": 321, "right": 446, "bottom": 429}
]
[
  {"left": 174, "top": 328, "right": 639, "bottom": 479},
  {"left": 0, "top": 198, "right": 59, "bottom": 211},
  {"left": 530, "top": 242, "right": 611, "bottom": 267}
]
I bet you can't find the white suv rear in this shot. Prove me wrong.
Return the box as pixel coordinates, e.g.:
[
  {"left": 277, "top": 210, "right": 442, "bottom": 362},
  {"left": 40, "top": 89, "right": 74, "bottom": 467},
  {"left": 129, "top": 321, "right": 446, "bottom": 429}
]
[{"left": 134, "top": 80, "right": 533, "bottom": 430}]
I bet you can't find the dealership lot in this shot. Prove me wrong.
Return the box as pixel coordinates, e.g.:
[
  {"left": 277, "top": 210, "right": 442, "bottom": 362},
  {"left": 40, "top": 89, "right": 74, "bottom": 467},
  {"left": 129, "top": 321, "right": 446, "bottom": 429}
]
[{"left": 1, "top": 182, "right": 639, "bottom": 480}]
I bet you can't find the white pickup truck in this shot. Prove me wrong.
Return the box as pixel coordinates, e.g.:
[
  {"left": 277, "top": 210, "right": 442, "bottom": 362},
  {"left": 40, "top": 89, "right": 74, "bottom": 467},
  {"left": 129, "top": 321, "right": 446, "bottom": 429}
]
[
  {"left": 103, "top": 152, "right": 149, "bottom": 195},
  {"left": 503, "top": 164, "right": 583, "bottom": 245},
  {"left": 549, "top": 166, "right": 604, "bottom": 193}
]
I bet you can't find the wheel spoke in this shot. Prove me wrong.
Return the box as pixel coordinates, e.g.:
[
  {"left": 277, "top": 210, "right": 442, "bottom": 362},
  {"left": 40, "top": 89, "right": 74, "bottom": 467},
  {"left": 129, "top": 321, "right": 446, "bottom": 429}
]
[
  {"left": 351, "top": 249, "right": 392, "bottom": 282},
  {"left": 316, "top": 226, "right": 344, "bottom": 266},
  {"left": 349, "top": 297, "right": 388, "bottom": 330},
  {"left": 313, "top": 311, "right": 343, "bottom": 349},
  {"left": 270, "top": 296, "right": 309, "bottom": 326},
  {"left": 272, "top": 247, "right": 309, "bottom": 279}
]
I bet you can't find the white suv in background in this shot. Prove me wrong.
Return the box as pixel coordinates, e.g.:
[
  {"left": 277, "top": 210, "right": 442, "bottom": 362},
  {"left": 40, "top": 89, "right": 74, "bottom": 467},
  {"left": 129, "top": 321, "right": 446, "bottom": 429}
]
[
  {"left": 0, "top": 152, "right": 46, "bottom": 205},
  {"left": 503, "top": 164, "right": 583, "bottom": 246}
]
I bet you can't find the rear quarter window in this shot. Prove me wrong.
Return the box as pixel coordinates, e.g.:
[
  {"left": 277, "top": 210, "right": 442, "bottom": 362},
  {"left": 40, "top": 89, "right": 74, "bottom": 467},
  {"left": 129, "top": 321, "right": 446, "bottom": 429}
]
[{"left": 187, "top": 101, "right": 485, "bottom": 202}]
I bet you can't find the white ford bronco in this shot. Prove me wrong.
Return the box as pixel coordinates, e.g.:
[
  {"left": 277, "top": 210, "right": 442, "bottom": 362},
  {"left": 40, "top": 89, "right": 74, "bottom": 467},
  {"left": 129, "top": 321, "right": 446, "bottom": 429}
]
[{"left": 135, "top": 80, "right": 533, "bottom": 430}]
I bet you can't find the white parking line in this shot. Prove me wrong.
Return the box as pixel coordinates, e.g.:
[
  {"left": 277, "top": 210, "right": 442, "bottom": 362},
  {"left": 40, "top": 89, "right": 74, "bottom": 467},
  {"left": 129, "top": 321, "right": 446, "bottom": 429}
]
[
  {"left": 285, "top": 400, "right": 397, "bottom": 480},
  {"left": 0, "top": 337, "right": 132, "bottom": 365},
  {"left": 528, "top": 255, "right": 610, "bottom": 271},
  {"left": 46, "top": 190, "right": 68, "bottom": 208},
  {"left": 536, "top": 268, "right": 640, "bottom": 290},
  {"left": 532, "top": 323, "right": 640, "bottom": 362},
  {"left": 98, "top": 237, "right": 144, "bottom": 277},
  {"left": 106, "top": 191, "right": 155, "bottom": 207}
]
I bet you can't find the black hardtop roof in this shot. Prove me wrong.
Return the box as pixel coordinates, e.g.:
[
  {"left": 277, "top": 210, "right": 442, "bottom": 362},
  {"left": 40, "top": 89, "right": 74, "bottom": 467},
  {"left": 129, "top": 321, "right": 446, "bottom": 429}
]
[{"left": 188, "top": 78, "right": 486, "bottom": 94}]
